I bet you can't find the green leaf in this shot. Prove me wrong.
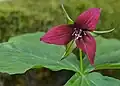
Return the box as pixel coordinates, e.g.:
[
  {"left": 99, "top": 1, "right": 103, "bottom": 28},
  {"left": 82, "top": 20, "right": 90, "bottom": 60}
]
[
  {"left": 65, "top": 73, "right": 82, "bottom": 86},
  {"left": 95, "top": 37, "right": 120, "bottom": 68},
  {"left": 65, "top": 72, "right": 120, "bottom": 86},
  {"left": 0, "top": 32, "right": 80, "bottom": 74},
  {"left": 84, "top": 36, "right": 120, "bottom": 72},
  {"left": 95, "top": 63, "right": 120, "bottom": 70}
]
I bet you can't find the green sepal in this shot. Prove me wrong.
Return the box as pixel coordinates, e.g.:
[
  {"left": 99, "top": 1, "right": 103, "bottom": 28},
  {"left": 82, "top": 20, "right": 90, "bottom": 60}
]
[
  {"left": 93, "top": 28, "right": 115, "bottom": 34},
  {"left": 61, "top": 40, "right": 76, "bottom": 60},
  {"left": 61, "top": 4, "right": 74, "bottom": 24}
]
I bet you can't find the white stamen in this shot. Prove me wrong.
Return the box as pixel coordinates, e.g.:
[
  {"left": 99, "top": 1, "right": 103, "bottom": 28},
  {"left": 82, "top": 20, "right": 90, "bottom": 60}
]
[
  {"left": 83, "top": 31, "right": 87, "bottom": 35},
  {"left": 72, "top": 31, "right": 75, "bottom": 36},
  {"left": 72, "top": 28, "right": 85, "bottom": 40}
]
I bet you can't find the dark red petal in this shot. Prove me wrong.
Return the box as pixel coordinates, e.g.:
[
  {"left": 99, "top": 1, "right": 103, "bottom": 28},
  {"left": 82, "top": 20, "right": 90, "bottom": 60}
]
[
  {"left": 40, "top": 24, "right": 73, "bottom": 45},
  {"left": 75, "top": 8, "right": 101, "bottom": 31},
  {"left": 76, "top": 33, "right": 96, "bottom": 65}
]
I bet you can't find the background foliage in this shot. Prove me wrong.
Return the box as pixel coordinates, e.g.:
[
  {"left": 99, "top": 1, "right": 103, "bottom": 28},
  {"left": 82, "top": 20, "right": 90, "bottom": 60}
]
[{"left": 0, "top": 0, "right": 120, "bottom": 42}]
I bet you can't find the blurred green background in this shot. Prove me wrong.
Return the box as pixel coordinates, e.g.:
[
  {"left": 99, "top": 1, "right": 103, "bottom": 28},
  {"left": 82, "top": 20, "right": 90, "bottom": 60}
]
[{"left": 0, "top": 0, "right": 120, "bottom": 42}]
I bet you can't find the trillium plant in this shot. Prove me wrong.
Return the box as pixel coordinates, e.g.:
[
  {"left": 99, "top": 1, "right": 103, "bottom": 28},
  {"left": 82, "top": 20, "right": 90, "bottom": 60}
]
[
  {"left": 0, "top": 4, "right": 120, "bottom": 86},
  {"left": 40, "top": 4, "right": 120, "bottom": 85}
]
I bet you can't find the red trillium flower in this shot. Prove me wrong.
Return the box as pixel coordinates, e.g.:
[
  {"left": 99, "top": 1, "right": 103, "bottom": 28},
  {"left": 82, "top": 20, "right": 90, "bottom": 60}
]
[{"left": 40, "top": 8, "right": 101, "bottom": 65}]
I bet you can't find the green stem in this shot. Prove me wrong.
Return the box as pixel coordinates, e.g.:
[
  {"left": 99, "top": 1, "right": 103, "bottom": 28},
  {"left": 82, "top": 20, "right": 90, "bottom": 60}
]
[{"left": 80, "top": 49, "right": 83, "bottom": 73}]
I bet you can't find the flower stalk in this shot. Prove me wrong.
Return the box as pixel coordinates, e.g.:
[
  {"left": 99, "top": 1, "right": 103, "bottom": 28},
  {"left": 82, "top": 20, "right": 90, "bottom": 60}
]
[{"left": 80, "top": 49, "right": 83, "bottom": 73}]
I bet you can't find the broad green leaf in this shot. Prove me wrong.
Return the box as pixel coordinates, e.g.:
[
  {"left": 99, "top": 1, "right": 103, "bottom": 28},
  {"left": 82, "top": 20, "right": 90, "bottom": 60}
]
[
  {"left": 0, "top": 32, "right": 80, "bottom": 74},
  {"left": 84, "top": 36, "right": 120, "bottom": 72},
  {"left": 65, "top": 72, "right": 120, "bottom": 86},
  {"left": 95, "top": 37, "right": 120, "bottom": 69},
  {"left": 65, "top": 73, "right": 82, "bottom": 86}
]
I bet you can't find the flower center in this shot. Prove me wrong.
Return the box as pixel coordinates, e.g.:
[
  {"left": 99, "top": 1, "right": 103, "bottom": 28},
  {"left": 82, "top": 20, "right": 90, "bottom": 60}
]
[{"left": 72, "top": 28, "right": 86, "bottom": 40}]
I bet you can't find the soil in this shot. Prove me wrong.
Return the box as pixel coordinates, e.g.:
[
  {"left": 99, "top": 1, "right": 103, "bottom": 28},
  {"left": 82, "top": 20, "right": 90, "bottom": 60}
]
[{"left": 0, "top": 68, "right": 75, "bottom": 86}]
